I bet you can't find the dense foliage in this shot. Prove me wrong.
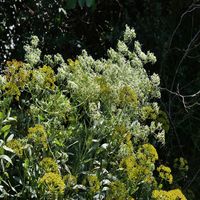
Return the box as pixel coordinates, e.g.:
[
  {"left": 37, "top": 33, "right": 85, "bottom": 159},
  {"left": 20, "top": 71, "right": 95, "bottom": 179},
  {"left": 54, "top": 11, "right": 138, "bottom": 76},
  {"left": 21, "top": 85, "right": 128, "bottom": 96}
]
[
  {"left": 0, "top": 26, "right": 187, "bottom": 199},
  {"left": 1, "top": 0, "right": 200, "bottom": 198}
]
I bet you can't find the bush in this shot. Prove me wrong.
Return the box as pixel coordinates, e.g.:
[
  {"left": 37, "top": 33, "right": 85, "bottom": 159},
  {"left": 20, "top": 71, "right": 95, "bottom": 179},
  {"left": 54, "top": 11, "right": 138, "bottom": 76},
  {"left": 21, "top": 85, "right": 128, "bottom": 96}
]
[{"left": 0, "top": 26, "right": 186, "bottom": 199}]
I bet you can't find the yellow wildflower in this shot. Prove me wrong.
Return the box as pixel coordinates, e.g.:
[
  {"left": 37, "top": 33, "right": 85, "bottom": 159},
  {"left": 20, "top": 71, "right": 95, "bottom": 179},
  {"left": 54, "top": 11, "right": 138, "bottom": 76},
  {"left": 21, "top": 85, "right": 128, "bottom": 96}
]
[
  {"left": 67, "top": 59, "right": 80, "bottom": 72},
  {"left": 138, "top": 143, "right": 159, "bottom": 163},
  {"left": 63, "top": 174, "right": 77, "bottom": 187},
  {"left": 38, "top": 172, "right": 65, "bottom": 197},
  {"left": 118, "top": 85, "right": 138, "bottom": 108},
  {"left": 106, "top": 180, "right": 128, "bottom": 200},
  {"left": 7, "top": 139, "right": 23, "bottom": 157},
  {"left": 3, "top": 60, "right": 30, "bottom": 100},
  {"left": 87, "top": 174, "right": 100, "bottom": 194},
  {"left": 27, "top": 124, "right": 48, "bottom": 150},
  {"left": 31, "top": 65, "right": 56, "bottom": 90},
  {"left": 39, "top": 157, "right": 59, "bottom": 173},
  {"left": 140, "top": 105, "right": 157, "bottom": 120},
  {"left": 152, "top": 189, "right": 187, "bottom": 200},
  {"left": 157, "top": 165, "right": 173, "bottom": 184}
]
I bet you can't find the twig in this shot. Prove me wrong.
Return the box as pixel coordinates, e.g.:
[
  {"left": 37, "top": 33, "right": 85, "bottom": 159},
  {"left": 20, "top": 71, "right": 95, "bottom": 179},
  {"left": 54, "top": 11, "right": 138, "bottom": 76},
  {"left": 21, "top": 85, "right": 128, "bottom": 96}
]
[{"left": 168, "top": 3, "right": 200, "bottom": 49}]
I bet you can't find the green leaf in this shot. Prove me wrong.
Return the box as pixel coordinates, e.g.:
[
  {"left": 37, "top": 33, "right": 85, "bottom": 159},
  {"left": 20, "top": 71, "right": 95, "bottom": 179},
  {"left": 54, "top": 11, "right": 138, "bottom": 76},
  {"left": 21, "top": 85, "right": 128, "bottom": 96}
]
[
  {"left": 0, "top": 155, "right": 13, "bottom": 165},
  {"left": 66, "top": 0, "right": 77, "bottom": 9},
  {"left": 78, "top": 0, "right": 85, "bottom": 8},
  {"left": 0, "top": 112, "right": 4, "bottom": 120},
  {"left": 1, "top": 125, "right": 11, "bottom": 133},
  {"left": 86, "top": 0, "right": 95, "bottom": 7},
  {"left": 1, "top": 125, "right": 11, "bottom": 138},
  {"left": 38, "top": 115, "right": 45, "bottom": 121},
  {"left": 3, "top": 145, "right": 14, "bottom": 153},
  {"left": 6, "top": 134, "right": 14, "bottom": 142}
]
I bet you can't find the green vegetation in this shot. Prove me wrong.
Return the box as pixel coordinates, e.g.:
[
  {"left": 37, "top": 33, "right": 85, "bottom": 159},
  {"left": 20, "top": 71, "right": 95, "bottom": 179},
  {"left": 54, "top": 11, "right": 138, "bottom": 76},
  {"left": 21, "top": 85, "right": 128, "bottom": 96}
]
[
  {"left": 0, "top": 26, "right": 187, "bottom": 199},
  {"left": 1, "top": 0, "right": 200, "bottom": 198}
]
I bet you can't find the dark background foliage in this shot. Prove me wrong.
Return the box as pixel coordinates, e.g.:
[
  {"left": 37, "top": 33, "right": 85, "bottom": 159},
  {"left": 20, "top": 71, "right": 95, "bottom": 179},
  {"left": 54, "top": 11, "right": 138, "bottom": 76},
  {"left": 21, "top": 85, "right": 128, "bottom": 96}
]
[{"left": 1, "top": 0, "right": 200, "bottom": 198}]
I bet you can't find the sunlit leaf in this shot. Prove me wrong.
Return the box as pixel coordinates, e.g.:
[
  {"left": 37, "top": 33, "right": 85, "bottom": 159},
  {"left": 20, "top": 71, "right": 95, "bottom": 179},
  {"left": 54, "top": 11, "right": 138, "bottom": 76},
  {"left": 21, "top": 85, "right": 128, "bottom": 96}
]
[
  {"left": 1, "top": 125, "right": 11, "bottom": 133},
  {"left": 3, "top": 145, "right": 14, "bottom": 153},
  {"left": 0, "top": 155, "right": 13, "bottom": 165}
]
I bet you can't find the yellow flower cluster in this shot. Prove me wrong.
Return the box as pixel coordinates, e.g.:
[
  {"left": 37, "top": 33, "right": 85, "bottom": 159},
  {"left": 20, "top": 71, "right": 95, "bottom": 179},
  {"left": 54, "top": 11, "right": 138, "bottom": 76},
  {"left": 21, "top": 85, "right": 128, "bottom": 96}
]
[
  {"left": 152, "top": 189, "right": 187, "bottom": 200},
  {"left": 38, "top": 172, "right": 65, "bottom": 196},
  {"left": 120, "top": 155, "right": 138, "bottom": 181},
  {"left": 96, "top": 76, "right": 112, "bottom": 100},
  {"left": 119, "top": 144, "right": 158, "bottom": 184},
  {"left": 39, "top": 157, "right": 59, "bottom": 173},
  {"left": 32, "top": 65, "right": 56, "bottom": 90},
  {"left": 3, "top": 60, "right": 30, "bottom": 100},
  {"left": 4, "top": 82, "right": 21, "bottom": 101},
  {"left": 5, "top": 60, "right": 30, "bottom": 88},
  {"left": 118, "top": 85, "right": 138, "bottom": 109},
  {"left": 106, "top": 180, "right": 128, "bottom": 200},
  {"left": 87, "top": 174, "right": 100, "bottom": 194},
  {"left": 140, "top": 105, "right": 157, "bottom": 121},
  {"left": 63, "top": 174, "right": 77, "bottom": 187},
  {"left": 140, "top": 106, "right": 169, "bottom": 133},
  {"left": 27, "top": 124, "right": 48, "bottom": 150},
  {"left": 157, "top": 165, "right": 173, "bottom": 184},
  {"left": 67, "top": 59, "right": 80, "bottom": 72},
  {"left": 137, "top": 143, "right": 159, "bottom": 163},
  {"left": 3, "top": 61, "right": 57, "bottom": 100},
  {"left": 113, "top": 123, "right": 130, "bottom": 143},
  {"left": 7, "top": 139, "right": 23, "bottom": 157}
]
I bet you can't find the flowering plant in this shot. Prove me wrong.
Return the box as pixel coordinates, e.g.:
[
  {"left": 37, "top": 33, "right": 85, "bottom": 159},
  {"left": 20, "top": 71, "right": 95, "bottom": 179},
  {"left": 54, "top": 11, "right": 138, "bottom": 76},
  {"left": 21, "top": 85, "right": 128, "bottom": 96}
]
[{"left": 0, "top": 25, "right": 187, "bottom": 199}]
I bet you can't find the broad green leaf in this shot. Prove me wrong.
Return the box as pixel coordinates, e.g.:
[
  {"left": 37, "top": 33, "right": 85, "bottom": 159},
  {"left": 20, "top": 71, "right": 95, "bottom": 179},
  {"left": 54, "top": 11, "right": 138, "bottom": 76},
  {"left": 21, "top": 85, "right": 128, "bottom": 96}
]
[
  {"left": 0, "top": 155, "right": 13, "bottom": 165},
  {"left": 1, "top": 125, "right": 11, "bottom": 133},
  {"left": 66, "top": 0, "right": 77, "bottom": 9},
  {"left": 86, "top": 0, "right": 95, "bottom": 7},
  {"left": 1, "top": 125, "right": 11, "bottom": 138}
]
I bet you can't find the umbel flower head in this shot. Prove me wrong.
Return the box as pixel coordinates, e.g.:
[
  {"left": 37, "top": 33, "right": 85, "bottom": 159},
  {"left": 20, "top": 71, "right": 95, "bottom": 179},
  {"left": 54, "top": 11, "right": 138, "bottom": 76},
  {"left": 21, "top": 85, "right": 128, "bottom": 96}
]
[
  {"left": 38, "top": 172, "right": 65, "bottom": 197},
  {"left": 24, "top": 35, "right": 41, "bottom": 66},
  {"left": 106, "top": 180, "right": 129, "bottom": 200},
  {"left": 152, "top": 189, "right": 187, "bottom": 200},
  {"left": 27, "top": 124, "right": 48, "bottom": 150},
  {"left": 6, "top": 139, "right": 23, "bottom": 157},
  {"left": 157, "top": 164, "right": 173, "bottom": 184},
  {"left": 39, "top": 157, "right": 59, "bottom": 173}
]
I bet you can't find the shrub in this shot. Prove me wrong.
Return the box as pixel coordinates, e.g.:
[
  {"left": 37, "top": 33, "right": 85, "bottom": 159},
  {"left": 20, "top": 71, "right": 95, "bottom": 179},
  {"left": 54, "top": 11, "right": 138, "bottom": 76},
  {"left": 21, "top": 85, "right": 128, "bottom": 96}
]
[{"left": 0, "top": 25, "right": 187, "bottom": 199}]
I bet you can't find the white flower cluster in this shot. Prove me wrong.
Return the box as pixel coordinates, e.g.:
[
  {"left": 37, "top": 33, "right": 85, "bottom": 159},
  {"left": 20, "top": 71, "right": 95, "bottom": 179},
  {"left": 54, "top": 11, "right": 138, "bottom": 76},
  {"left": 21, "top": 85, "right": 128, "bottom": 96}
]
[
  {"left": 44, "top": 53, "right": 65, "bottom": 66},
  {"left": 18, "top": 25, "right": 164, "bottom": 147},
  {"left": 24, "top": 36, "right": 41, "bottom": 66},
  {"left": 123, "top": 24, "right": 136, "bottom": 43},
  {"left": 56, "top": 25, "right": 165, "bottom": 144}
]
